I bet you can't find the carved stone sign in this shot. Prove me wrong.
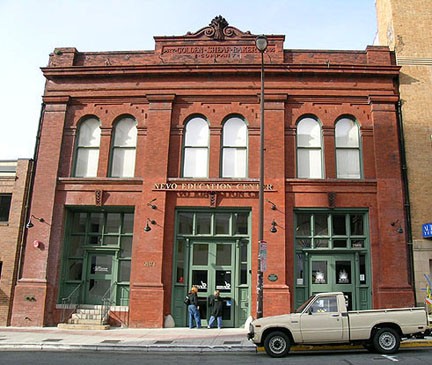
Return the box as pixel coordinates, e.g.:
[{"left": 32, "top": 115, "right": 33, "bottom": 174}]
[{"left": 153, "top": 182, "right": 274, "bottom": 192}]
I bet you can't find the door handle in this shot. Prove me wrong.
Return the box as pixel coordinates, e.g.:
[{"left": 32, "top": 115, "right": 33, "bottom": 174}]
[{"left": 331, "top": 314, "right": 339, "bottom": 317}]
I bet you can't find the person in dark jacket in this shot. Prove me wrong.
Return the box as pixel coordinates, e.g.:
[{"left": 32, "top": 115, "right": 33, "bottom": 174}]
[
  {"left": 207, "top": 290, "right": 223, "bottom": 329},
  {"left": 187, "top": 285, "right": 201, "bottom": 329}
]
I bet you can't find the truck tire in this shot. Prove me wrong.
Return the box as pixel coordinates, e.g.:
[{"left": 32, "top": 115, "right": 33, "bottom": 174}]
[
  {"left": 372, "top": 328, "right": 400, "bottom": 354},
  {"left": 263, "top": 331, "right": 291, "bottom": 357}
]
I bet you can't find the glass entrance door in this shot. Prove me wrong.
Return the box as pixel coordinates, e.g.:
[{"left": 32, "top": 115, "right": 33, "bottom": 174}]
[
  {"left": 84, "top": 252, "right": 116, "bottom": 304},
  {"left": 189, "top": 242, "right": 235, "bottom": 327},
  {"left": 310, "top": 254, "right": 355, "bottom": 310}
]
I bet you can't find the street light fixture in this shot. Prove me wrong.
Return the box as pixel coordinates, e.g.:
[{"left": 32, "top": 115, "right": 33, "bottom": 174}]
[{"left": 255, "top": 34, "right": 267, "bottom": 319}]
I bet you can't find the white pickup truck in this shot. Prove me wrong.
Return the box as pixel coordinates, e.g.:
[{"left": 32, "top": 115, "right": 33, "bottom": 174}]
[{"left": 248, "top": 292, "right": 430, "bottom": 357}]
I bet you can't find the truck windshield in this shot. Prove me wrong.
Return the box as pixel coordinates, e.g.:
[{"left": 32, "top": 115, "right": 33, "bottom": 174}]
[{"left": 295, "top": 295, "right": 315, "bottom": 313}]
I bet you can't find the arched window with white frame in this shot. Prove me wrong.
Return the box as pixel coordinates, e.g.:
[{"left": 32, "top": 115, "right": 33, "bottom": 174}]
[
  {"left": 335, "top": 117, "right": 361, "bottom": 179},
  {"left": 73, "top": 117, "right": 101, "bottom": 177},
  {"left": 296, "top": 117, "right": 323, "bottom": 179},
  {"left": 222, "top": 116, "right": 248, "bottom": 178},
  {"left": 110, "top": 116, "right": 137, "bottom": 178},
  {"left": 182, "top": 116, "right": 209, "bottom": 178}
]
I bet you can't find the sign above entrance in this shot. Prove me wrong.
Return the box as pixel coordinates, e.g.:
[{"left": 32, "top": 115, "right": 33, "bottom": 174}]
[{"left": 153, "top": 182, "right": 274, "bottom": 192}]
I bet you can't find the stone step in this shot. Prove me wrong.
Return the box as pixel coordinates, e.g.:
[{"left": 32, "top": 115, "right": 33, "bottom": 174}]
[
  {"left": 58, "top": 323, "right": 110, "bottom": 331},
  {"left": 72, "top": 313, "right": 103, "bottom": 320},
  {"left": 68, "top": 318, "right": 106, "bottom": 325}
]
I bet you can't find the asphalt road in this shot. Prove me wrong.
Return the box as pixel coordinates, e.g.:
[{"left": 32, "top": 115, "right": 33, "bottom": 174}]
[{"left": 1, "top": 349, "right": 432, "bottom": 365}]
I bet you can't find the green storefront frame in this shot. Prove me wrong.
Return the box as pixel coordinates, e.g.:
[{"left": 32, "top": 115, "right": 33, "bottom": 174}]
[
  {"left": 171, "top": 208, "right": 251, "bottom": 328},
  {"left": 59, "top": 208, "right": 133, "bottom": 308},
  {"left": 294, "top": 209, "right": 371, "bottom": 311}
]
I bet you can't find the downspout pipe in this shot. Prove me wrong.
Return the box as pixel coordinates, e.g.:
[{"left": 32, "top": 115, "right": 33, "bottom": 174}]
[
  {"left": 396, "top": 98, "right": 415, "bottom": 301},
  {"left": 16, "top": 102, "right": 46, "bottom": 280}
]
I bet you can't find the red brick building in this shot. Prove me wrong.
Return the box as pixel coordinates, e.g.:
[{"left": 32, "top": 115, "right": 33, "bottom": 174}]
[
  {"left": 11, "top": 17, "right": 414, "bottom": 328},
  {"left": 0, "top": 159, "right": 32, "bottom": 325}
]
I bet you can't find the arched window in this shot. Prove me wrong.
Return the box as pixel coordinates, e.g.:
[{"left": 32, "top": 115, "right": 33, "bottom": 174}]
[
  {"left": 74, "top": 117, "right": 101, "bottom": 177},
  {"left": 335, "top": 118, "right": 361, "bottom": 179},
  {"left": 222, "top": 116, "right": 248, "bottom": 178},
  {"left": 182, "top": 117, "right": 209, "bottom": 178},
  {"left": 296, "top": 117, "right": 323, "bottom": 178},
  {"left": 110, "top": 117, "right": 137, "bottom": 177}
]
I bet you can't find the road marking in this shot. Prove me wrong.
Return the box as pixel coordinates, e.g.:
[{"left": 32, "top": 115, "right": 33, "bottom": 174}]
[{"left": 382, "top": 355, "right": 399, "bottom": 362}]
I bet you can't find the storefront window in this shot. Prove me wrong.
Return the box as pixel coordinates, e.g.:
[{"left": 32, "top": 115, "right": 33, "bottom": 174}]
[
  {"left": 178, "top": 212, "right": 193, "bottom": 234},
  {"left": 196, "top": 213, "right": 211, "bottom": 234},
  {"left": 215, "top": 213, "right": 230, "bottom": 235}
]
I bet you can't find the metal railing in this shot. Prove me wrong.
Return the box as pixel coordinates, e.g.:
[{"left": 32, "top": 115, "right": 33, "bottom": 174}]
[
  {"left": 60, "top": 283, "right": 82, "bottom": 323},
  {"left": 101, "top": 281, "right": 117, "bottom": 324}
]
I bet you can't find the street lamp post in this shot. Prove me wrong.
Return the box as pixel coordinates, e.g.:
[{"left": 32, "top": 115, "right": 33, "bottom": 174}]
[{"left": 255, "top": 35, "right": 267, "bottom": 319}]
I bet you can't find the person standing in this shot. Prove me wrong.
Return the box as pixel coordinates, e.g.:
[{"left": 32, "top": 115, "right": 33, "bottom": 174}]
[
  {"left": 207, "top": 290, "right": 223, "bottom": 329},
  {"left": 187, "top": 285, "right": 201, "bottom": 329}
]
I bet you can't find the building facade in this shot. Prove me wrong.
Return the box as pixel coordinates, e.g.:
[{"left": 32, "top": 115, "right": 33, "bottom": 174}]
[
  {"left": 376, "top": 0, "right": 432, "bottom": 305},
  {"left": 0, "top": 160, "right": 32, "bottom": 325},
  {"left": 11, "top": 17, "right": 414, "bottom": 328}
]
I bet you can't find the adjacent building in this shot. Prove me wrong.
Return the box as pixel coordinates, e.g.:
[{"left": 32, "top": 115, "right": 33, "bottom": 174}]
[
  {"left": 376, "top": 0, "right": 432, "bottom": 305},
  {"left": 10, "top": 17, "right": 414, "bottom": 328},
  {"left": 0, "top": 160, "right": 32, "bottom": 325}
]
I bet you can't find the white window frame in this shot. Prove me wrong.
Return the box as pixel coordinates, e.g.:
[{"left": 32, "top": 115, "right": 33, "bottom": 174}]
[
  {"left": 182, "top": 117, "right": 209, "bottom": 178},
  {"left": 73, "top": 117, "right": 101, "bottom": 177},
  {"left": 222, "top": 116, "right": 248, "bottom": 178},
  {"left": 110, "top": 116, "right": 137, "bottom": 178},
  {"left": 296, "top": 117, "right": 323, "bottom": 179},
  {"left": 335, "top": 118, "right": 361, "bottom": 179}
]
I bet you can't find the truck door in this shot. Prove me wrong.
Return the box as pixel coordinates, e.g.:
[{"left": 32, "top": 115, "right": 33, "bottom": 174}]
[{"left": 299, "top": 295, "right": 348, "bottom": 343}]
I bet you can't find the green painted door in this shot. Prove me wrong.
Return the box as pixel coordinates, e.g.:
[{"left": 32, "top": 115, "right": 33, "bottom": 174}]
[
  {"left": 84, "top": 251, "right": 116, "bottom": 304},
  {"left": 310, "top": 254, "right": 356, "bottom": 310},
  {"left": 189, "top": 241, "right": 235, "bottom": 327}
]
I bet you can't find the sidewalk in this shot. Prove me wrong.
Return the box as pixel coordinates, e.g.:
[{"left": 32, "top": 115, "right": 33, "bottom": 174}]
[{"left": 0, "top": 326, "right": 431, "bottom": 353}]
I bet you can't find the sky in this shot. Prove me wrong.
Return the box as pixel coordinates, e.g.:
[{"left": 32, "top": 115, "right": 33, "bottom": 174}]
[{"left": 0, "top": 0, "right": 377, "bottom": 160}]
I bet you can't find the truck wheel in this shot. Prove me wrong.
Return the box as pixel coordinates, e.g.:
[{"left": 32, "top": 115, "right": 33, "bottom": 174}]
[
  {"left": 263, "top": 331, "right": 291, "bottom": 358},
  {"left": 372, "top": 328, "right": 400, "bottom": 354}
]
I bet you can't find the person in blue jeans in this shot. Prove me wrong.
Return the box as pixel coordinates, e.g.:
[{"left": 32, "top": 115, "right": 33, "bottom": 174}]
[
  {"left": 187, "top": 285, "right": 201, "bottom": 329},
  {"left": 207, "top": 290, "right": 223, "bottom": 329}
]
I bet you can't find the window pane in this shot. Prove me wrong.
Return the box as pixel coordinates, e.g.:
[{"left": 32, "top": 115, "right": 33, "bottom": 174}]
[
  {"left": 119, "top": 260, "right": 131, "bottom": 282},
  {"left": 0, "top": 194, "right": 12, "bottom": 222},
  {"left": 336, "top": 119, "right": 359, "bottom": 147},
  {"left": 120, "top": 236, "right": 133, "bottom": 257},
  {"left": 336, "top": 149, "right": 360, "bottom": 179},
  {"left": 223, "top": 118, "right": 247, "bottom": 146},
  {"left": 333, "top": 239, "right": 347, "bottom": 248},
  {"left": 111, "top": 148, "right": 136, "bottom": 177},
  {"left": 215, "top": 213, "right": 230, "bottom": 234},
  {"left": 103, "top": 236, "right": 119, "bottom": 246},
  {"left": 350, "top": 215, "right": 364, "bottom": 235},
  {"left": 69, "top": 236, "right": 84, "bottom": 256},
  {"left": 75, "top": 148, "right": 99, "bottom": 177},
  {"left": 185, "top": 118, "right": 209, "bottom": 146},
  {"left": 114, "top": 118, "right": 137, "bottom": 147},
  {"left": 90, "top": 213, "right": 104, "bottom": 233},
  {"left": 216, "top": 270, "right": 232, "bottom": 292},
  {"left": 222, "top": 148, "right": 247, "bottom": 177},
  {"left": 296, "top": 214, "right": 311, "bottom": 235},
  {"left": 216, "top": 244, "right": 232, "bottom": 266},
  {"left": 298, "top": 149, "right": 322, "bottom": 178},
  {"left": 314, "top": 239, "right": 329, "bottom": 248},
  {"left": 178, "top": 212, "right": 193, "bottom": 234},
  {"left": 196, "top": 213, "right": 211, "bottom": 234},
  {"left": 183, "top": 148, "right": 208, "bottom": 177},
  {"left": 72, "top": 212, "right": 87, "bottom": 233},
  {"left": 297, "top": 118, "right": 321, "bottom": 147},
  {"left": 78, "top": 118, "right": 101, "bottom": 147},
  {"left": 193, "top": 244, "right": 208, "bottom": 265},
  {"left": 312, "top": 261, "right": 327, "bottom": 284},
  {"left": 234, "top": 212, "right": 248, "bottom": 234},
  {"left": 314, "top": 214, "right": 328, "bottom": 236},
  {"left": 67, "top": 260, "right": 83, "bottom": 280},
  {"left": 336, "top": 261, "right": 351, "bottom": 284},
  {"left": 105, "top": 213, "right": 121, "bottom": 233},
  {"left": 123, "top": 213, "right": 134, "bottom": 233},
  {"left": 333, "top": 215, "right": 346, "bottom": 235}
]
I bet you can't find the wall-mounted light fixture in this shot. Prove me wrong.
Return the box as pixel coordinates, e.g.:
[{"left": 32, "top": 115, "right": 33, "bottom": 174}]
[
  {"left": 266, "top": 199, "right": 277, "bottom": 210},
  {"left": 144, "top": 218, "right": 157, "bottom": 232},
  {"left": 26, "top": 215, "right": 45, "bottom": 229},
  {"left": 147, "top": 198, "right": 157, "bottom": 210},
  {"left": 391, "top": 219, "right": 404, "bottom": 233},
  {"left": 270, "top": 220, "right": 277, "bottom": 233}
]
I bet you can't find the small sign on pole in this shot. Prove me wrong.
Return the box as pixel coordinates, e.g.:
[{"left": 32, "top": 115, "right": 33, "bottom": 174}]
[{"left": 259, "top": 240, "right": 267, "bottom": 272}]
